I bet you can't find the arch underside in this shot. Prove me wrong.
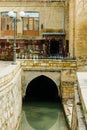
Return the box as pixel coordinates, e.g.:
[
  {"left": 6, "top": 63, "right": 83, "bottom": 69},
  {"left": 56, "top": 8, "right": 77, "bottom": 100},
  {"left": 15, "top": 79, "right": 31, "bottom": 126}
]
[
  {"left": 24, "top": 75, "right": 61, "bottom": 102},
  {"left": 23, "top": 71, "right": 61, "bottom": 89}
]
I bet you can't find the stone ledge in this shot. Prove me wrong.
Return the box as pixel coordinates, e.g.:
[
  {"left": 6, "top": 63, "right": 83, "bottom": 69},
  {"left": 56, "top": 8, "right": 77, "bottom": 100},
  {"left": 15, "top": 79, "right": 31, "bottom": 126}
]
[
  {"left": 63, "top": 99, "right": 73, "bottom": 129},
  {"left": 73, "top": 83, "right": 87, "bottom": 130},
  {"left": 0, "top": 62, "right": 21, "bottom": 88},
  {"left": 77, "top": 72, "right": 87, "bottom": 125}
]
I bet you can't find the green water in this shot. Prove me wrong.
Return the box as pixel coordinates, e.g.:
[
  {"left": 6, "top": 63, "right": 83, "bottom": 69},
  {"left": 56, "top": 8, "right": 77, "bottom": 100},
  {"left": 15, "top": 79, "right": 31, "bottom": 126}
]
[{"left": 20, "top": 101, "right": 68, "bottom": 130}]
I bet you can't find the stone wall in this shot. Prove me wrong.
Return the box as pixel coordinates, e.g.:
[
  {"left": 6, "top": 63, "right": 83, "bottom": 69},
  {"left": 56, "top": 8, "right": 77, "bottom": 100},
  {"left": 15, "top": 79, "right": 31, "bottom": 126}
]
[
  {"left": 77, "top": 56, "right": 87, "bottom": 72},
  {"left": 65, "top": 0, "right": 69, "bottom": 40},
  {"left": 61, "top": 69, "right": 77, "bottom": 129},
  {"left": 21, "top": 59, "right": 77, "bottom": 70},
  {"left": 0, "top": 63, "right": 22, "bottom": 130},
  {"left": 69, "top": 0, "right": 87, "bottom": 57},
  {"left": 61, "top": 69, "right": 76, "bottom": 99},
  {"left": 75, "top": 0, "right": 87, "bottom": 57},
  {"left": 69, "top": 0, "right": 75, "bottom": 58}
]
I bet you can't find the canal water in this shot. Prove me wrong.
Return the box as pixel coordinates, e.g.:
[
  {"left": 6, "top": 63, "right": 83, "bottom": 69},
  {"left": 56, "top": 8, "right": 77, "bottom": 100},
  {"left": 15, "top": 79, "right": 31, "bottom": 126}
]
[{"left": 20, "top": 101, "right": 68, "bottom": 130}]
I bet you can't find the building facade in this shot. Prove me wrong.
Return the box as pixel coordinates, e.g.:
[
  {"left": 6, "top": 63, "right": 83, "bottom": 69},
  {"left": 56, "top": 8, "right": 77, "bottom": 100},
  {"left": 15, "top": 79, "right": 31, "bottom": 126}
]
[
  {"left": 0, "top": 0, "right": 69, "bottom": 60},
  {"left": 0, "top": 0, "right": 87, "bottom": 60}
]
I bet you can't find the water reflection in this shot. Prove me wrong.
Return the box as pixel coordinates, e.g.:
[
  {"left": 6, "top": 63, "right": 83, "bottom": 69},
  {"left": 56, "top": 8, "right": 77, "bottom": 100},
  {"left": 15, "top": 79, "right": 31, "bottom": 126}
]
[{"left": 20, "top": 102, "right": 68, "bottom": 130}]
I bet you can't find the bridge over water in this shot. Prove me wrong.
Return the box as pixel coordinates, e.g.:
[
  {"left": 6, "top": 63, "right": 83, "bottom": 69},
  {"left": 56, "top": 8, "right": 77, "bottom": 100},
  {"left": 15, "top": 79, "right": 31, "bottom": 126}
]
[{"left": 21, "top": 59, "right": 76, "bottom": 98}]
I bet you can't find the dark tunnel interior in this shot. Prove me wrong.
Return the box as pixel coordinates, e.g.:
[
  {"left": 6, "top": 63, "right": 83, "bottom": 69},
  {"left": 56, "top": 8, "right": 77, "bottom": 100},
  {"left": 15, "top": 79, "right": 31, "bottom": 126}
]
[{"left": 23, "top": 75, "right": 61, "bottom": 103}]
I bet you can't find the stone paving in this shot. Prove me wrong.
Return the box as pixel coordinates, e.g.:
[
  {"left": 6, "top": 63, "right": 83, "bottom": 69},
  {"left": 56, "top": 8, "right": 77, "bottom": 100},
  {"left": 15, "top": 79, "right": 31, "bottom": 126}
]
[{"left": 0, "top": 60, "right": 12, "bottom": 72}]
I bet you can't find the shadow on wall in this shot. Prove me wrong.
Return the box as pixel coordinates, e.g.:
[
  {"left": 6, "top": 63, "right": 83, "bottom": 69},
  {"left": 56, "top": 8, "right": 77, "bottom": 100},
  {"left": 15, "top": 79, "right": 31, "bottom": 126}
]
[{"left": 23, "top": 75, "right": 61, "bottom": 103}]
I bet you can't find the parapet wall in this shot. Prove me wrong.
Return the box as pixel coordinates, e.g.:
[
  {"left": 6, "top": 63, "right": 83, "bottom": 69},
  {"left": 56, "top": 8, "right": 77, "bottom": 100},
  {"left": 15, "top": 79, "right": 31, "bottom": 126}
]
[{"left": 0, "top": 63, "right": 22, "bottom": 130}]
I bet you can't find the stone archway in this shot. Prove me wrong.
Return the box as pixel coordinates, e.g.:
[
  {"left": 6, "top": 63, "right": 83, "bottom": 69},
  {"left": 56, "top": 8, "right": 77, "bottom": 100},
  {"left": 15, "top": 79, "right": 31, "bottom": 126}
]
[{"left": 24, "top": 75, "right": 60, "bottom": 102}]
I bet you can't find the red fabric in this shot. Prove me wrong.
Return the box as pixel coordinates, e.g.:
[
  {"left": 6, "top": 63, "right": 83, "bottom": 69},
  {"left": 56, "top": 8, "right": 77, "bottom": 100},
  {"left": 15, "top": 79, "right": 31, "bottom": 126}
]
[
  {"left": 6, "top": 42, "right": 9, "bottom": 47},
  {"left": 0, "top": 48, "right": 2, "bottom": 54}
]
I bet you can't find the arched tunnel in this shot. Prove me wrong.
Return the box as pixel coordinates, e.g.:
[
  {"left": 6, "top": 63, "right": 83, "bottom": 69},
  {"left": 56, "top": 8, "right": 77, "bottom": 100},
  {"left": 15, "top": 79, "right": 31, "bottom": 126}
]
[{"left": 24, "top": 75, "right": 61, "bottom": 102}]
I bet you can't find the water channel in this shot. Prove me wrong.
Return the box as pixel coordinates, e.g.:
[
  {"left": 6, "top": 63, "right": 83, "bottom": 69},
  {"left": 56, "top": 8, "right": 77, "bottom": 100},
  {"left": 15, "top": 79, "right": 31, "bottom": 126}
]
[
  {"left": 20, "top": 101, "right": 68, "bottom": 130},
  {"left": 20, "top": 75, "right": 68, "bottom": 130}
]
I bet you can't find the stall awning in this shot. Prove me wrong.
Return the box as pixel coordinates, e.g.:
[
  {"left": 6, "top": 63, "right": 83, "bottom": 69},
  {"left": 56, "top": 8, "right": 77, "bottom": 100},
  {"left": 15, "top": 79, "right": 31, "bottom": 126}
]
[{"left": 42, "top": 32, "right": 65, "bottom": 36}]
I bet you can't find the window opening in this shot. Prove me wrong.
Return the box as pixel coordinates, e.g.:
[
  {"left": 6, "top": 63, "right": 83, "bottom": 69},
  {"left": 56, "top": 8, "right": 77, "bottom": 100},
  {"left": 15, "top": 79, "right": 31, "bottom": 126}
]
[
  {"left": 1, "top": 12, "right": 16, "bottom": 31},
  {"left": 21, "top": 12, "right": 39, "bottom": 31}
]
